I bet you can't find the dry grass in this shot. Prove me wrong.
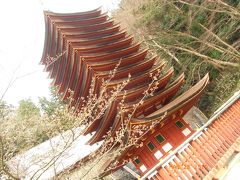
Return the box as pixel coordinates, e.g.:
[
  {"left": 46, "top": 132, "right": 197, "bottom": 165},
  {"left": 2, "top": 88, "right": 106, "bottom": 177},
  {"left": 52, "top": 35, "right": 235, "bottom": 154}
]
[{"left": 113, "top": 0, "right": 149, "bottom": 38}]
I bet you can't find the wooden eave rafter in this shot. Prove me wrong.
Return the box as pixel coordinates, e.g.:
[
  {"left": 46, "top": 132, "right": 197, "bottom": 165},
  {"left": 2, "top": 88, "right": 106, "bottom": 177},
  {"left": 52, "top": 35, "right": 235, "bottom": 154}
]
[
  {"left": 46, "top": 23, "right": 122, "bottom": 77},
  {"left": 43, "top": 13, "right": 112, "bottom": 81},
  {"left": 61, "top": 46, "right": 145, "bottom": 100},
  {"left": 58, "top": 43, "right": 143, "bottom": 99},
  {"left": 100, "top": 74, "right": 208, "bottom": 177},
  {"left": 130, "top": 73, "right": 209, "bottom": 125},
  {"left": 108, "top": 61, "right": 166, "bottom": 91},
  {"left": 84, "top": 68, "right": 174, "bottom": 139},
  {"left": 41, "top": 8, "right": 210, "bottom": 177},
  {"left": 53, "top": 32, "right": 125, "bottom": 91},
  {"left": 58, "top": 19, "right": 115, "bottom": 33},
  {"left": 75, "top": 56, "right": 157, "bottom": 105},
  {"left": 54, "top": 35, "right": 133, "bottom": 92},
  {"left": 109, "top": 70, "right": 182, "bottom": 137},
  {"left": 44, "top": 7, "right": 102, "bottom": 19},
  {"left": 41, "top": 7, "right": 103, "bottom": 64}
]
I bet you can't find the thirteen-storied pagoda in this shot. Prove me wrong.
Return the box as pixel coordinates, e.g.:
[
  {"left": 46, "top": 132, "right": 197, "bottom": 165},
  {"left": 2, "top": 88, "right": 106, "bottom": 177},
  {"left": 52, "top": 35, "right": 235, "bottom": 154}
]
[{"left": 41, "top": 8, "right": 210, "bottom": 178}]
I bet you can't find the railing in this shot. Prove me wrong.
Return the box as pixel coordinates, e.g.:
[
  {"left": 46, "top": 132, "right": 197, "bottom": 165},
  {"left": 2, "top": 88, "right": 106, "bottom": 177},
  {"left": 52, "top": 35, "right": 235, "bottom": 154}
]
[{"left": 140, "top": 90, "right": 240, "bottom": 180}]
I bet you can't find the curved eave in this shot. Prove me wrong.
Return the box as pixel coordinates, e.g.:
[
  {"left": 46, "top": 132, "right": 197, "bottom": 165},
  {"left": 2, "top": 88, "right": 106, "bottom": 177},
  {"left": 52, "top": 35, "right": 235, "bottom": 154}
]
[
  {"left": 53, "top": 12, "right": 109, "bottom": 26},
  {"left": 41, "top": 9, "right": 106, "bottom": 65},
  {"left": 45, "top": 7, "right": 102, "bottom": 20},
  {"left": 54, "top": 34, "right": 131, "bottom": 93},
  {"left": 87, "top": 102, "right": 118, "bottom": 145},
  {"left": 69, "top": 30, "right": 127, "bottom": 46},
  {"left": 108, "top": 61, "right": 166, "bottom": 90},
  {"left": 59, "top": 37, "right": 135, "bottom": 99},
  {"left": 80, "top": 43, "right": 143, "bottom": 61},
  {"left": 45, "top": 14, "right": 113, "bottom": 75},
  {"left": 101, "top": 74, "right": 209, "bottom": 176},
  {"left": 79, "top": 55, "right": 154, "bottom": 103},
  {"left": 49, "top": 23, "right": 120, "bottom": 85},
  {"left": 133, "top": 72, "right": 185, "bottom": 117},
  {"left": 41, "top": 11, "right": 52, "bottom": 65},
  {"left": 130, "top": 73, "right": 209, "bottom": 125},
  {"left": 110, "top": 69, "right": 180, "bottom": 136},
  {"left": 85, "top": 68, "right": 175, "bottom": 142},
  {"left": 96, "top": 55, "right": 156, "bottom": 80},
  {"left": 70, "top": 46, "right": 146, "bottom": 105},
  {"left": 58, "top": 19, "right": 115, "bottom": 33},
  {"left": 56, "top": 32, "right": 128, "bottom": 93},
  {"left": 71, "top": 35, "right": 133, "bottom": 54}
]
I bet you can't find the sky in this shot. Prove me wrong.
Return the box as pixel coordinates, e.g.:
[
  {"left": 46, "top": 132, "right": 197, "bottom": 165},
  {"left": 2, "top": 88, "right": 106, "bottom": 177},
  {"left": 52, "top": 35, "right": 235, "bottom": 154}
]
[{"left": 0, "top": 0, "right": 120, "bottom": 106}]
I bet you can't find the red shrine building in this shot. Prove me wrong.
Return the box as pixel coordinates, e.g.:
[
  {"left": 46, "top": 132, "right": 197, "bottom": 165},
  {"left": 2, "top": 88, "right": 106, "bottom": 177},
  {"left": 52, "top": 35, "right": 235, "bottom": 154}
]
[{"left": 41, "top": 7, "right": 240, "bottom": 179}]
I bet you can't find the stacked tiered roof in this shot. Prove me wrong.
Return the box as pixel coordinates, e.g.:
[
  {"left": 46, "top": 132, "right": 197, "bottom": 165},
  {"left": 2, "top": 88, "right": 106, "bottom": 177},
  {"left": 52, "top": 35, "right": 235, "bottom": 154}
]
[{"left": 41, "top": 8, "right": 209, "bottom": 176}]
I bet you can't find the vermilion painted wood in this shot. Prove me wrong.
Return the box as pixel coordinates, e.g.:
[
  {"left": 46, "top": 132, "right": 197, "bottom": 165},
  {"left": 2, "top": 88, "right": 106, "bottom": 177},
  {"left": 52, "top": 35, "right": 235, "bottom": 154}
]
[
  {"left": 51, "top": 20, "right": 116, "bottom": 71},
  {"left": 196, "top": 138, "right": 220, "bottom": 162},
  {"left": 62, "top": 46, "right": 145, "bottom": 100},
  {"left": 199, "top": 135, "right": 224, "bottom": 157},
  {"left": 183, "top": 149, "right": 211, "bottom": 172},
  {"left": 81, "top": 55, "right": 155, "bottom": 101},
  {"left": 130, "top": 119, "right": 194, "bottom": 175},
  {"left": 53, "top": 13, "right": 108, "bottom": 26},
  {"left": 45, "top": 7, "right": 102, "bottom": 20},
  {"left": 58, "top": 19, "right": 115, "bottom": 34},
  {"left": 41, "top": 8, "right": 103, "bottom": 64},
  {"left": 41, "top": 9, "right": 212, "bottom": 177},
  {"left": 165, "top": 166, "right": 177, "bottom": 180},
  {"left": 56, "top": 31, "right": 128, "bottom": 94},
  {"left": 158, "top": 168, "right": 174, "bottom": 180},
  {"left": 221, "top": 113, "right": 240, "bottom": 132},
  {"left": 85, "top": 70, "right": 181, "bottom": 137},
  {"left": 70, "top": 31, "right": 127, "bottom": 46},
  {"left": 61, "top": 43, "right": 143, "bottom": 102},
  {"left": 51, "top": 31, "right": 129, "bottom": 88},
  {"left": 130, "top": 74, "right": 209, "bottom": 127},
  {"left": 212, "top": 123, "right": 235, "bottom": 143},
  {"left": 188, "top": 146, "right": 214, "bottom": 169},
  {"left": 48, "top": 13, "right": 108, "bottom": 65},
  {"left": 81, "top": 43, "right": 143, "bottom": 62},
  {"left": 60, "top": 36, "right": 134, "bottom": 100},
  {"left": 45, "top": 12, "right": 110, "bottom": 60},
  {"left": 47, "top": 19, "right": 120, "bottom": 84},
  {"left": 49, "top": 29, "right": 126, "bottom": 81},
  {"left": 86, "top": 70, "right": 176, "bottom": 144},
  {"left": 178, "top": 153, "right": 206, "bottom": 178},
  {"left": 203, "top": 132, "right": 227, "bottom": 153},
  {"left": 57, "top": 35, "right": 133, "bottom": 94},
  {"left": 173, "top": 159, "right": 194, "bottom": 179},
  {"left": 71, "top": 55, "right": 155, "bottom": 108},
  {"left": 110, "top": 74, "right": 184, "bottom": 140},
  {"left": 151, "top": 99, "right": 240, "bottom": 179}
]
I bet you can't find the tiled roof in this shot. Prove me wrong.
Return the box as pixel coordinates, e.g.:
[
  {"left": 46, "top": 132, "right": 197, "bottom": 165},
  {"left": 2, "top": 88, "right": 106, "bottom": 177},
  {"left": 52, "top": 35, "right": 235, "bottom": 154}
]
[
  {"left": 41, "top": 8, "right": 209, "bottom": 176},
  {"left": 41, "top": 8, "right": 209, "bottom": 146},
  {"left": 148, "top": 93, "right": 240, "bottom": 180}
]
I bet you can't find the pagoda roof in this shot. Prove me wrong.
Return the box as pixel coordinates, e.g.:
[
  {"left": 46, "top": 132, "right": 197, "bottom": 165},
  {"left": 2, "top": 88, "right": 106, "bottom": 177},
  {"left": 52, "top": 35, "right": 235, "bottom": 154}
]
[{"left": 41, "top": 8, "right": 209, "bottom": 176}]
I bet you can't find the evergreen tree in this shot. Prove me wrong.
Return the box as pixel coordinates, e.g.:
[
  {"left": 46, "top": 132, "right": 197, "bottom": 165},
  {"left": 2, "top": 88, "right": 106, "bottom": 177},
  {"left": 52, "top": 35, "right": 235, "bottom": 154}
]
[
  {"left": 38, "top": 87, "right": 63, "bottom": 116},
  {"left": 17, "top": 98, "right": 40, "bottom": 119}
]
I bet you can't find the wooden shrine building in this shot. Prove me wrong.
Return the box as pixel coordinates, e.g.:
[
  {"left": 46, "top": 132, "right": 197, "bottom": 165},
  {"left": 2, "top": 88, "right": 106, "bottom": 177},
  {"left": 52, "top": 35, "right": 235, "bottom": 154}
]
[{"left": 39, "top": 8, "right": 225, "bottom": 179}]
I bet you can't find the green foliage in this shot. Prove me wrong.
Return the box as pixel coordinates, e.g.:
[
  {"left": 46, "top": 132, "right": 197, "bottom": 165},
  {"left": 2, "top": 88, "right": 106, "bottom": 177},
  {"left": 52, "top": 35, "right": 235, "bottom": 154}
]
[
  {"left": 0, "top": 89, "right": 76, "bottom": 163},
  {"left": 0, "top": 115, "right": 53, "bottom": 157},
  {"left": 17, "top": 98, "right": 40, "bottom": 119},
  {"left": 0, "top": 101, "right": 14, "bottom": 121},
  {"left": 39, "top": 87, "right": 63, "bottom": 116},
  {"left": 0, "top": 86, "right": 72, "bottom": 163},
  {"left": 133, "top": 0, "right": 240, "bottom": 116}
]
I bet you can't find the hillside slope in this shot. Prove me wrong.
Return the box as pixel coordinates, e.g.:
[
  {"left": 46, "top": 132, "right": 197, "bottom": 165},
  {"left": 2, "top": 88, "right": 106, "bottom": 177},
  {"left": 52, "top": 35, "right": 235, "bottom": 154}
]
[{"left": 113, "top": 0, "right": 240, "bottom": 116}]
